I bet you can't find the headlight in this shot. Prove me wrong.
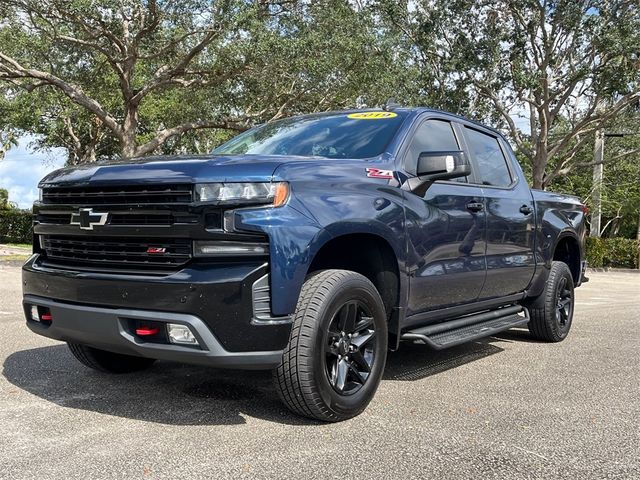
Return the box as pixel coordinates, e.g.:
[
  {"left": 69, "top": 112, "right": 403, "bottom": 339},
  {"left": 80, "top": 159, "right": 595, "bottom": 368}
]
[
  {"left": 38, "top": 188, "right": 43, "bottom": 202},
  {"left": 195, "top": 182, "right": 289, "bottom": 206}
]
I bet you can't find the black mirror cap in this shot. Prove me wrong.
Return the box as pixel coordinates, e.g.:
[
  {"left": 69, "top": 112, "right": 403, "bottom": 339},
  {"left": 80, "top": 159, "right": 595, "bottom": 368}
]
[{"left": 417, "top": 150, "right": 470, "bottom": 181}]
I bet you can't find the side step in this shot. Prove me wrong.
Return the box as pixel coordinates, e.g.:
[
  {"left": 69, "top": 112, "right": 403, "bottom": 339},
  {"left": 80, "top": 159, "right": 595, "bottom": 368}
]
[{"left": 400, "top": 305, "right": 529, "bottom": 350}]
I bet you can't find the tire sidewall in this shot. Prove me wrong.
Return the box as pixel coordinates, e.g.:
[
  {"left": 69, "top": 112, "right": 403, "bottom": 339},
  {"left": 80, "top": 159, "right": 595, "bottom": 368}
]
[
  {"left": 547, "top": 263, "right": 575, "bottom": 341},
  {"left": 308, "top": 276, "right": 387, "bottom": 418}
]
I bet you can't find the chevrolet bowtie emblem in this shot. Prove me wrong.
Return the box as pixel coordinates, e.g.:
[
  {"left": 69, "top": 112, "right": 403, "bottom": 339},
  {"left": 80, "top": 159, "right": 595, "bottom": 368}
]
[{"left": 70, "top": 208, "right": 109, "bottom": 230}]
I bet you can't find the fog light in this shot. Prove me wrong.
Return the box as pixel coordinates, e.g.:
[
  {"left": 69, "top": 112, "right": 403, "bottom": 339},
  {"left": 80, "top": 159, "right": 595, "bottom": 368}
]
[
  {"left": 30, "top": 305, "right": 52, "bottom": 323},
  {"left": 193, "top": 240, "right": 268, "bottom": 257},
  {"left": 167, "top": 323, "right": 199, "bottom": 345}
]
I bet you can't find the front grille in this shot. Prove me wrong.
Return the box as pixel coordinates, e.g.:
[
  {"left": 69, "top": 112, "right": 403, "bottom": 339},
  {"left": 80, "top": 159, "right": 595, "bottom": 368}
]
[
  {"left": 36, "top": 213, "right": 72, "bottom": 224},
  {"left": 42, "top": 184, "right": 193, "bottom": 205},
  {"left": 41, "top": 235, "right": 191, "bottom": 271},
  {"left": 36, "top": 211, "right": 199, "bottom": 226}
]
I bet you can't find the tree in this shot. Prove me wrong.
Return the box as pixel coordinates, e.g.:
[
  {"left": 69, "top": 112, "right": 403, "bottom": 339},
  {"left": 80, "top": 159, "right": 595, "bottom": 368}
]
[
  {"left": 548, "top": 106, "right": 640, "bottom": 238},
  {"left": 0, "top": 130, "right": 17, "bottom": 161},
  {"left": 389, "top": 0, "right": 640, "bottom": 189},
  {"left": 0, "top": 188, "right": 8, "bottom": 209},
  {"left": 0, "top": 0, "right": 402, "bottom": 162}
]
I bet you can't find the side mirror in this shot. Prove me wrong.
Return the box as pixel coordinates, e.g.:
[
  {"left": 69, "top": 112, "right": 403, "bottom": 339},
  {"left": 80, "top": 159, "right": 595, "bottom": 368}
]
[{"left": 416, "top": 151, "right": 470, "bottom": 181}]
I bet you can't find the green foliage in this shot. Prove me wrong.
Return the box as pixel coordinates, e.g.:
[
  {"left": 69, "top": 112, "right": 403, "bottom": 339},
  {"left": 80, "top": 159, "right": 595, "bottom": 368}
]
[
  {"left": 0, "top": 0, "right": 407, "bottom": 161},
  {"left": 0, "top": 188, "right": 9, "bottom": 210},
  {"left": 586, "top": 237, "right": 639, "bottom": 269},
  {"left": 384, "top": 0, "right": 640, "bottom": 189},
  {"left": 0, "top": 209, "right": 32, "bottom": 243},
  {"left": 0, "top": 129, "right": 17, "bottom": 160},
  {"left": 585, "top": 237, "right": 605, "bottom": 268},
  {"left": 550, "top": 110, "right": 640, "bottom": 238}
]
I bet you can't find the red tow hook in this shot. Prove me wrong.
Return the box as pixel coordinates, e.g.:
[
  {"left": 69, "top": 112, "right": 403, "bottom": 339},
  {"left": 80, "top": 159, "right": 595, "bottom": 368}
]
[
  {"left": 135, "top": 326, "right": 161, "bottom": 336},
  {"left": 41, "top": 313, "right": 53, "bottom": 322}
]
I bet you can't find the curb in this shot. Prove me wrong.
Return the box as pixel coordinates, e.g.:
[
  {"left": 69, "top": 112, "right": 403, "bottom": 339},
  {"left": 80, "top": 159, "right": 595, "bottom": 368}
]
[{"left": 587, "top": 267, "right": 640, "bottom": 273}]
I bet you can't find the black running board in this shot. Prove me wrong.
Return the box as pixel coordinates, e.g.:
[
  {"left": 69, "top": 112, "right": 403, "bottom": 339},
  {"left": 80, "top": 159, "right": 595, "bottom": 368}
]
[{"left": 400, "top": 305, "right": 529, "bottom": 350}]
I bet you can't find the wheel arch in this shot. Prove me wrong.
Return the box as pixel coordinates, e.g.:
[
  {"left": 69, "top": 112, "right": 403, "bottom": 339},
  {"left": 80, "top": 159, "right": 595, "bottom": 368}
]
[
  {"left": 552, "top": 232, "right": 582, "bottom": 284},
  {"left": 306, "top": 229, "right": 405, "bottom": 324}
]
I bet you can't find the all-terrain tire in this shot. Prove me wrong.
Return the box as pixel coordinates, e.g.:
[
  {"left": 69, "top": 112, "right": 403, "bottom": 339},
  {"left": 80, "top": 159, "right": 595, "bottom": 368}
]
[
  {"left": 273, "top": 270, "right": 387, "bottom": 422},
  {"left": 67, "top": 343, "right": 156, "bottom": 373},
  {"left": 525, "top": 261, "right": 575, "bottom": 342}
]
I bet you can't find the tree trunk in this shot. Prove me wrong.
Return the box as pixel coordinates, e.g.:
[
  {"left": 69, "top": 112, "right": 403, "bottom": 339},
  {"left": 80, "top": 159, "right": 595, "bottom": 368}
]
[
  {"left": 121, "top": 104, "right": 139, "bottom": 159},
  {"left": 531, "top": 149, "right": 547, "bottom": 190}
]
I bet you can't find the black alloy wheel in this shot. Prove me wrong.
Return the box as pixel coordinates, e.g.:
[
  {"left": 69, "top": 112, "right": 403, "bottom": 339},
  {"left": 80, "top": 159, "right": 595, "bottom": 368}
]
[
  {"left": 324, "top": 300, "right": 377, "bottom": 395},
  {"left": 555, "top": 275, "right": 573, "bottom": 329}
]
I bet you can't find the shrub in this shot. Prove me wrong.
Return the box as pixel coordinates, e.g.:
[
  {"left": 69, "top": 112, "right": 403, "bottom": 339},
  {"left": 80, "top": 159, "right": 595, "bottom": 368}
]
[
  {"left": 586, "top": 236, "right": 639, "bottom": 269},
  {"left": 0, "top": 209, "right": 33, "bottom": 243},
  {"left": 585, "top": 237, "right": 605, "bottom": 268},
  {"left": 604, "top": 237, "right": 639, "bottom": 269}
]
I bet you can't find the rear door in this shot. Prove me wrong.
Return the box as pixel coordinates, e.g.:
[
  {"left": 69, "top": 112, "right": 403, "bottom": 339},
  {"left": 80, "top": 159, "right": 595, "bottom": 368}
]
[
  {"left": 402, "top": 117, "right": 487, "bottom": 314},
  {"left": 461, "top": 126, "right": 536, "bottom": 298}
]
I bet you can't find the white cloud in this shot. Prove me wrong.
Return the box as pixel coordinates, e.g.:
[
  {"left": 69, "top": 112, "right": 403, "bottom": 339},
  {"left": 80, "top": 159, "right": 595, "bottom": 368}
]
[{"left": 0, "top": 136, "right": 66, "bottom": 209}]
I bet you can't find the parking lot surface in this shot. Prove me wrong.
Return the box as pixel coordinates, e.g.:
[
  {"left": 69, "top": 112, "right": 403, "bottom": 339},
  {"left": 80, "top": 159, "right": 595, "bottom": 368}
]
[{"left": 1, "top": 265, "right": 638, "bottom": 479}]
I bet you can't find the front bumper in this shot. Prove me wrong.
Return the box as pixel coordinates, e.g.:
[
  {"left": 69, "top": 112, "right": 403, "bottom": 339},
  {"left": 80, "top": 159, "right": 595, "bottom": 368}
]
[
  {"left": 23, "top": 295, "right": 283, "bottom": 369},
  {"left": 22, "top": 254, "right": 292, "bottom": 369}
]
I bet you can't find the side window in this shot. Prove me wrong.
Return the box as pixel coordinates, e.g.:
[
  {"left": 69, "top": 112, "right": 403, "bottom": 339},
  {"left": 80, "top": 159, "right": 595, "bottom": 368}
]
[
  {"left": 405, "top": 119, "right": 464, "bottom": 181},
  {"left": 464, "top": 127, "right": 512, "bottom": 187}
]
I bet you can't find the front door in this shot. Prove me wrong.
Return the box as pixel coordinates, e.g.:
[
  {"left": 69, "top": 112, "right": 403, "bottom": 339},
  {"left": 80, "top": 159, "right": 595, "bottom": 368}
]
[{"left": 402, "top": 118, "right": 487, "bottom": 315}]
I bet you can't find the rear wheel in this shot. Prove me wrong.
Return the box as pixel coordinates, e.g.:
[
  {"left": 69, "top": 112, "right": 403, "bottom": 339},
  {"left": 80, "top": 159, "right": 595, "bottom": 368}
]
[
  {"left": 67, "top": 343, "right": 156, "bottom": 373},
  {"left": 273, "top": 270, "right": 387, "bottom": 422},
  {"left": 525, "top": 261, "right": 575, "bottom": 342}
]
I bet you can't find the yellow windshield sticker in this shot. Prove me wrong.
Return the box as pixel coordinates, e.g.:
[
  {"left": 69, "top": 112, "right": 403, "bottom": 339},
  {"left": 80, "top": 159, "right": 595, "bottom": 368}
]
[{"left": 347, "top": 112, "right": 398, "bottom": 120}]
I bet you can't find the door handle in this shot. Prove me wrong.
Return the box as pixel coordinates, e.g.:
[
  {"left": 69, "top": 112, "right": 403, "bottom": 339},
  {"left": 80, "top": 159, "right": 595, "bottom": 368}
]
[
  {"left": 519, "top": 205, "right": 533, "bottom": 215},
  {"left": 466, "top": 201, "right": 484, "bottom": 213}
]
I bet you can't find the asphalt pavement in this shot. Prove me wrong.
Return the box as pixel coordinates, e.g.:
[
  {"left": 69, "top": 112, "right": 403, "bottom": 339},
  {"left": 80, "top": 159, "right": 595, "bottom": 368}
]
[{"left": 1, "top": 264, "right": 638, "bottom": 479}]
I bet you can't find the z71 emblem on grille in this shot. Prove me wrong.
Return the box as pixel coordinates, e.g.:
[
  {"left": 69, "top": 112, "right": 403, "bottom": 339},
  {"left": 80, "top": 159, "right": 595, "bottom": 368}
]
[{"left": 70, "top": 208, "right": 109, "bottom": 230}]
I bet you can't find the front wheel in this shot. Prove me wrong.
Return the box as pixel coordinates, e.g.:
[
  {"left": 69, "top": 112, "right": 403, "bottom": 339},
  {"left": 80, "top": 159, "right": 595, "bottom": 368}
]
[{"left": 273, "top": 270, "right": 388, "bottom": 422}]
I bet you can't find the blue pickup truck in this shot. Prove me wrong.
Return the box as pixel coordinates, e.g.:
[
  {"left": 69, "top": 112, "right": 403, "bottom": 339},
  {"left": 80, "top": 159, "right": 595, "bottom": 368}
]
[{"left": 23, "top": 107, "right": 586, "bottom": 421}]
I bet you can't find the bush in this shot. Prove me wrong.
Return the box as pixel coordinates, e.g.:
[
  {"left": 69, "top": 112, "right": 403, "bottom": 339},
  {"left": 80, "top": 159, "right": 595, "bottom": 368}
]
[
  {"left": 586, "top": 236, "right": 639, "bottom": 269},
  {"left": 585, "top": 237, "right": 605, "bottom": 268},
  {"left": 0, "top": 209, "right": 33, "bottom": 243}
]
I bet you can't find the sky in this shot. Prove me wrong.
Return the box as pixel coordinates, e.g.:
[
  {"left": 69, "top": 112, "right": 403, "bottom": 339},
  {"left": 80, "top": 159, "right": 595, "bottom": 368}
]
[{"left": 0, "top": 136, "right": 66, "bottom": 209}]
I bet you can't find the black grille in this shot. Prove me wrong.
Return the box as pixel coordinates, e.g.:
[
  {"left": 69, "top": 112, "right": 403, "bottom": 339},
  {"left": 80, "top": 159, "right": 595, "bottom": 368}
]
[
  {"left": 36, "top": 212, "right": 199, "bottom": 226},
  {"left": 41, "top": 235, "right": 191, "bottom": 271},
  {"left": 36, "top": 213, "right": 72, "bottom": 224},
  {"left": 42, "top": 184, "right": 193, "bottom": 205},
  {"left": 108, "top": 213, "right": 173, "bottom": 225}
]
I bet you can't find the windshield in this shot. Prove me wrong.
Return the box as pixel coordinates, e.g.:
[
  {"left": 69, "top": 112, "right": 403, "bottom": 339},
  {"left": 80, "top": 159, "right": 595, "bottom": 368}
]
[{"left": 212, "top": 111, "right": 407, "bottom": 159}]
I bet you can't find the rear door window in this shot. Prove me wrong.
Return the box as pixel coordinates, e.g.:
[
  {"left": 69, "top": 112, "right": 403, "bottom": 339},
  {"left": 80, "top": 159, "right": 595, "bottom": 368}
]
[{"left": 464, "top": 127, "right": 513, "bottom": 187}]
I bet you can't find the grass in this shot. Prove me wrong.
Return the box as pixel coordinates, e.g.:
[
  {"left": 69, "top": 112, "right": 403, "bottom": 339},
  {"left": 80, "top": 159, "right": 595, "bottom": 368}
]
[
  {"left": 2, "top": 242, "right": 31, "bottom": 249},
  {"left": 0, "top": 254, "right": 30, "bottom": 262}
]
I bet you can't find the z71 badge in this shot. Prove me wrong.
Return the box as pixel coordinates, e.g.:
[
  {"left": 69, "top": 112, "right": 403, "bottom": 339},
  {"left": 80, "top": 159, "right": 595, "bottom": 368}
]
[{"left": 366, "top": 168, "right": 394, "bottom": 179}]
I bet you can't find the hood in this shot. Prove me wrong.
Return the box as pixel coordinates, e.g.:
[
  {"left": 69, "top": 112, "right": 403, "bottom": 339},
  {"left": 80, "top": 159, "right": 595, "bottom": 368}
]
[{"left": 39, "top": 154, "right": 311, "bottom": 187}]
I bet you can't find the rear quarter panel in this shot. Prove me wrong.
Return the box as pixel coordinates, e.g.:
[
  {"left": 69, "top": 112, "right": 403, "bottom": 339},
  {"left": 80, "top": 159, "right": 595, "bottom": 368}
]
[{"left": 529, "top": 189, "right": 586, "bottom": 294}]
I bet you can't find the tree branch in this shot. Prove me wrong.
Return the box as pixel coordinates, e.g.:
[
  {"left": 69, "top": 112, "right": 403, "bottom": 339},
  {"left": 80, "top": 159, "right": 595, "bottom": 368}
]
[
  {"left": 135, "top": 119, "right": 249, "bottom": 157},
  {"left": 0, "top": 52, "right": 123, "bottom": 139}
]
